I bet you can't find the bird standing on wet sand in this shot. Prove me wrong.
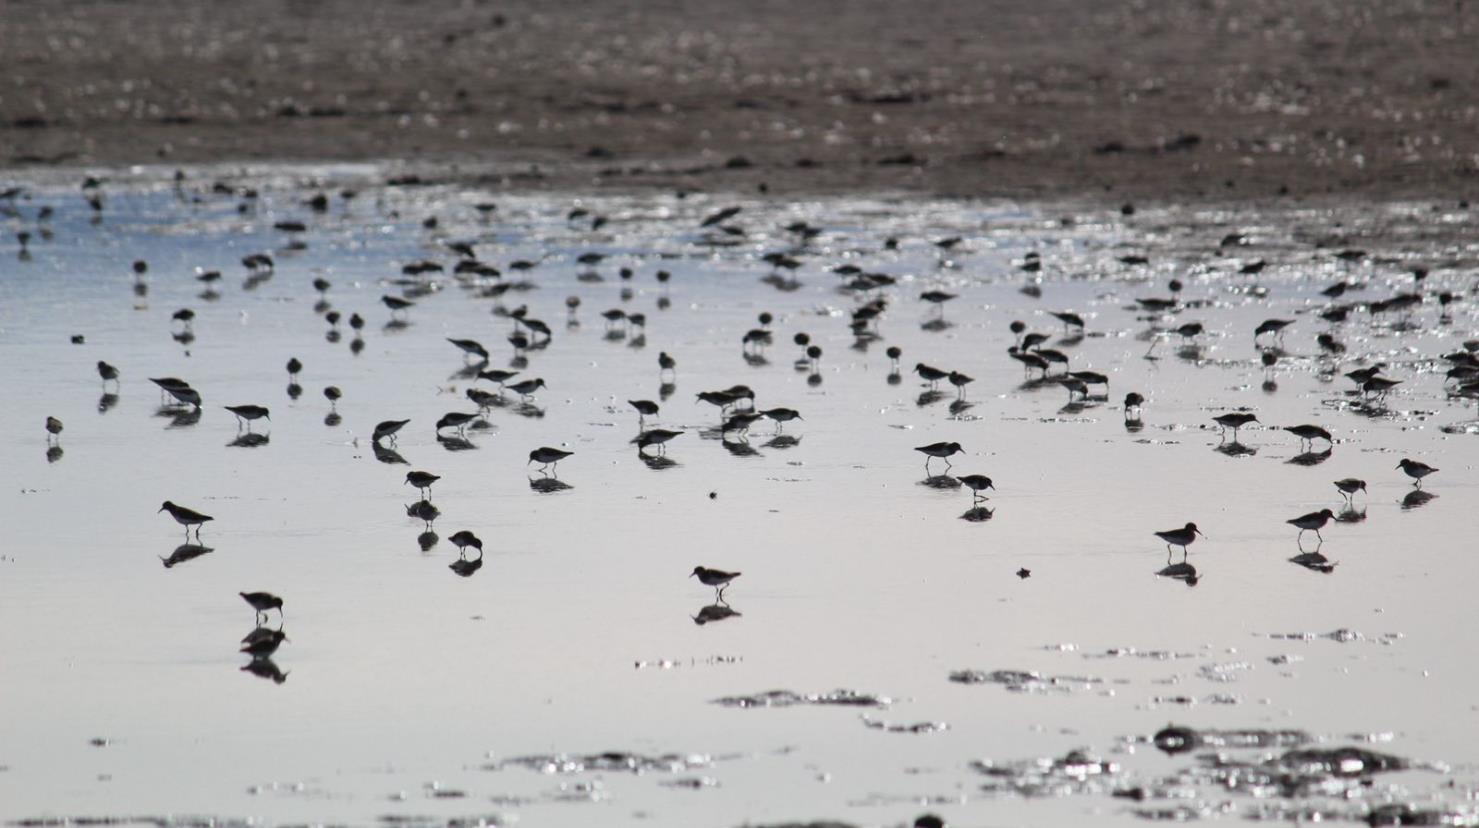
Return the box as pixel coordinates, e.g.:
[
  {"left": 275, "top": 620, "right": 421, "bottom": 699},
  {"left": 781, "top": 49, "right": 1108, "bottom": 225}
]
[
  {"left": 659, "top": 351, "right": 677, "bottom": 379},
  {"left": 436, "top": 411, "right": 478, "bottom": 435},
  {"left": 1154, "top": 522, "right": 1204, "bottom": 560},
  {"left": 528, "top": 447, "right": 574, "bottom": 473},
  {"left": 1255, "top": 319, "right": 1294, "bottom": 342},
  {"left": 405, "top": 470, "right": 441, "bottom": 498},
  {"left": 447, "top": 337, "right": 489, "bottom": 361},
  {"left": 1212, "top": 412, "right": 1258, "bottom": 440},
  {"left": 45, "top": 416, "right": 63, "bottom": 443},
  {"left": 637, "top": 429, "right": 683, "bottom": 454},
  {"left": 1284, "top": 424, "right": 1332, "bottom": 451},
  {"left": 1397, "top": 459, "right": 1438, "bottom": 487},
  {"left": 760, "top": 407, "right": 802, "bottom": 432},
  {"left": 449, "top": 530, "right": 483, "bottom": 554},
  {"left": 948, "top": 371, "right": 973, "bottom": 398},
  {"left": 1334, "top": 478, "right": 1367, "bottom": 502},
  {"left": 956, "top": 474, "right": 994, "bottom": 502},
  {"left": 629, "top": 399, "right": 659, "bottom": 427},
  {"left": 691, "top": 566, "right": 740, "bottom": 595},
  {"left": 240, "top": 591, "right": 284, "bottom": 622},
  {"left": 1287, "top": 509, "right": 1335, "bottom": 542},
  {"left": 373, "top": 419, "right": 410, "bottom": 444},
  {"left": 159, "top": 501, "right": 213, "bottom": 539},
  {"left": 1124, "top": 392, "right": 1145, "bottom": 419},
  {"left": 224, "top": 404, "right": 270, "bottom": 431},
  {"left": 382, "top": 295, "right": 415, "bottom": 317},
  {"left": 506, "top": 378, "right": 546, "bottom": 400},
  {"left": 916, "top": 441, "right": 964, "bottom": 473},
  {"left": 285, "top": 358, "right": 302, "bottom": 380},
  {"left": 97, "top": 360, "right": 120, "bottom": 389},
  {"left": 915, "top": 363, "right": 949, "bottom": 389}
]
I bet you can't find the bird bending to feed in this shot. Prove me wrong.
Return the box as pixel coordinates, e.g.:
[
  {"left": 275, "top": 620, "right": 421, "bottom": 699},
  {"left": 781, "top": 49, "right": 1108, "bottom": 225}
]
[
  {"left": 447, "top": 338, "right": 489, "bottom": 361},
  {"left": 159, "top": 501, "right": 213, "bottom": 538},
  {"left": 691, "top": 566, "right": 741, "bottom": 594},
  {"left": 1284, "top": 424, "right": 1332, "bottom": 450},
  {"left": 1154, "top": 522, "right": 1204, "bottom": 559},
  {"left": 915, "top": 441, "right": 964, "bottom": 472},
  {"left": 373, "top": 419, "right": 410, "bottom": 444},
  {"left": 97, "top": 360, "right": 120, "bottom": 388},
  {"left": 528, "top": 447, "right": 574, "bottom": 472},
  {"left": 1397, "top": 458, "right": 1438, "bottom": 487},
  {"left": 1334, "top": 478, "right": 1367, "bottom": 501},
  {"left": 915, "top": 363, "right": 949, "bottom": 388},
  {"left": 506, "top": 378, "right": 547, "bottom": 399},
  {"left": 760, "top": 407, "right": 802, "bottom": 431},
  {"left": 1212, "top": 412, "right": 1259, "bottom": 440},
  {"left": 637, "top": 429, "right": 683, "bottom": 454},
  {"left": 1287, "top": 509, "right": 1335, "bottom": 542},
  {"left": 435, "top": 412, "right": 478, "bottom": 434},
  {"left": 224, "top": 404, "right": 270, "bottom": 430},
  {"left": 956, "top": 474, "right": 994, "bottom": 501},
  {"left": 629, "top": 399, "right": 659, "bottom": 426},
  {"left": 405, "top": 470, "right": 441, "bottom": 498},
  {"left": 240, "top": 591, "right": 284, "bottom": 621},
  {"left": 448, "top": 530, "right": 483, "bottom": 554}
]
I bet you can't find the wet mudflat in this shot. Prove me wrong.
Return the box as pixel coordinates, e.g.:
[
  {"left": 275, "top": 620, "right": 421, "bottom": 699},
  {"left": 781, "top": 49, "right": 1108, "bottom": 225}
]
[{"left": 0, "top": 166, "right": 1477, "bottom": 827}]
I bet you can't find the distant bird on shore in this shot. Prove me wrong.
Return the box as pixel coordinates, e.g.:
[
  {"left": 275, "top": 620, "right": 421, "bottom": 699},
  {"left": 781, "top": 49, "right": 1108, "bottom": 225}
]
[
  {"left": 1287, "top": 509, "right": 1335, "bottom": 543},
  {"left": 405, "top": 470, "right": 441, "bottom": 498},
  {"left": 915, "top": 441, "right": 963, "bottom": 473},
  {"left": 1154, "top": 522, "right": 1204, "bottom": 559},
  {"left": 373, "top": 419, "right": 410, "bottom": 444},
  {"left": 45, "top": 416, "right": 63, "bottom": 443},
  {"left": 1212, "top": 412, "right": 1258, "bottom": 440},
  {"left": 159, "top": 501, "right": 213, "bottom": 539},
  {"left": 1283, "top": 424, "right": 1332, "bottom": 451},
  {"left": 1397, "top": 459, "right": 1438, "bottom": 487},
  {"left": 691, "top": 566, "right": 740, "bottom": 594},
  {"left": 528, "top": 446, "right": 574, "bottom": 473},
  {"left": 240, "top": 591, "right": 284, "bottom": 621},
  {"left": 224, "top": 404, "right": 270, "bottom": 430},
  {"left": 1334, "top": 478, "right": 1367, "bottom": 502},
  {"left": 97, "top": 360, "right": 120, "bottom": 388}
]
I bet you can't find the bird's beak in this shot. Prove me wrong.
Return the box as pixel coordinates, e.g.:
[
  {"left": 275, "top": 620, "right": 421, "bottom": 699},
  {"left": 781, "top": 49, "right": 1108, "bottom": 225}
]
[
  {"left": 157, "top": 506, "right": 165, "bottom": 513},
  {"left": 1196, "top": 529, "right": 1207, "bottom": 538},
  {"left": 526, "top": 458, "right": 533, "bottom": 464},
  {"left": 988, "top": 481, "right": 995, "bottom": 489},
  {"left": 1394, "top": 464, "right": 1401, "bottom": 469},
  {"left": 688, "top": 572, "right": 695, "bottom": 578}
]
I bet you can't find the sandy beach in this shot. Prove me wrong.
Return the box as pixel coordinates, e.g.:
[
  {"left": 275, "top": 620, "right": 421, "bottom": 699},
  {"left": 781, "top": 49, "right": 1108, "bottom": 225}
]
[{"left": 4, "top": 0, "right": 1478, "bottom": 201}]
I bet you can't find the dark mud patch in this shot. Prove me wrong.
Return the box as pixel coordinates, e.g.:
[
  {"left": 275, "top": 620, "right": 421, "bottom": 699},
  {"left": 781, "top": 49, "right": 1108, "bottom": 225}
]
[
  {"left": 712, "top": 689, "right": 891, "bottom": 709},
  {"left": 948, "top": 669, "right": 1102, "bottom": 694}
]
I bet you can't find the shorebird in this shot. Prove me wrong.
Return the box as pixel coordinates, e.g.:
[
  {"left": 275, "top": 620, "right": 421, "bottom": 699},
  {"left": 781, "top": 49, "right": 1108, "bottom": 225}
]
[
  {"left": 658, "top": 351, "right": 677, "bottom": 379},
  {"left": 406, "top": 499, "right": 440, "bottom": 528},
  {"left": 760, "top": 407, "right": 802, "bottom": 432},
  {"left": 466, "top": 388, "right": 499, "bottom": 411},
  {"left": 956, "top": 474, "right": 994, "bottom": 502},
  {"left": 921, "top": 290, "right": 957, "bottom": 315},
  {"left": 285, "top": 358, "right": 302, "bottom": 380},
  {"left": 629, "top": 399, "right": 659, "bottom": 427},
  {"left": 1008, "top": 347, "right": 1050, "bottom": 376},
  {"left": 382, "top": 295, "right": 415, "bottom": 317},
  {"left": 1069, "top": 371, "right": 1109, "bottom": 393},
  {"left": 916, "top": 441, "right": 964, "bottom": 473},
  {"left": 447, "top": 338, "right": 489, "bottom": 361},
  {"left": 948, "top": 371, "right": 974, "bottom": 398},
  {"left": 45, "top": 416, "right": 63, "bottom": 443},
  {"left": 1363, "top": 377, "right": 1402, "bottom": 400},
  {"left": 240, "top": 629, "right": 288, "bottom": 658},
  {"left": 886, "top": 346, "right": 902, "bottom": 372},
  {"left": 449, "top": 530, "right": 483, "bottom": 554},
  {"left": 1334, "top": 478, "right": 1367, "bottom": 502},
  {"left": 1254, "top": 319, "right": 1294, "bottom": 342},
  {"left": 373, "top": 419, "right": 410, "bottom": 444},
  {"left": 323, "top": 386, "right": 341, "bottom": 410},
  {"left": 1212, "top": 412, "right": 1259, "bottom": 440},
  {"left": 1124, "top": 392, "right": 1145, "bottom": 419},
  {"left": 1154, "top": 522, "right": 1205, "bottom": 560},
  {"left": 240, "top": 591, "right": 284, "bottom": 622},
  {"left": 405, "top": 470, "right": 441, "bottom": 498},
  {"left": 691, "top": 566, "right": 740, "bottom": 595},
  {"left": 166, "top": 385, "right": 203, "bottom": 409},
  {"left": 637, "top": 429, "right": 683, "bottom": 454},
  {"left": 477, "top": 368, "right": 519, "bottom": 388},
  {"left": 97, "top": 360, "right": 120, "bottom": 389},
  {"left": 224, "top": 404, "right": 270, "bottom": 431},
  {"left": 528, "top": 446, "right": 574, "bottom": 473},
  {"left": 159, "top": 501, "right": 213, "bottom": 539},
  {"left": 149, "top": 377, "right": 192, "bottom": 404},
  {"left": 722, "top": 411, "right": 764, "bottom": 436},
  {"left": 1344, "top": 364, "right": 1386, "bottom": 387},
  {"left": 1397, "top": 459, "right": 1438, "bottom": 487},
  {"left": 915, "top": 363, "right": 949, "bottom": 389},
  {"left": 1284, "top": 424, "right": 1332, "bottom": 451},
  {"left": 1288, "top": 509, "right": 1335, "bottom": 542},
  {"left": 436, "top": 412, "right": 478, "bottom": 435},
  {"left": 506, "top": 378, "right": 546, "bottom": 400}
]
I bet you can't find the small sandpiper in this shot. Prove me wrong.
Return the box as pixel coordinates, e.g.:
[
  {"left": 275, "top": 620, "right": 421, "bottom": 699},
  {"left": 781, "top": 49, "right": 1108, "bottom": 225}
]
[
  {"left": 449, "top": 530, "right": 483, "bottom": 554},
  {"left": 637, "top": 429, "right": 683, "bottom": 454},
  {"left": 760, "top": 407, "right": 802, "bottom": 432},
  {"left": 1333, "top": 478, "right": 1367, "bottom": 502},
  {"left": 691, "top": 566, "right": 740, "bottom": 595},
  {"left": 1154, "top": 522, "right": 1205, "bottom": 559},
  {"left": 373, "top": 419, "right": 410, "bottom": 444},
  {"left": 1051, "top": 311, "right": 1086, "bottom": 331},
  {"left": 478, "top": 368, "right": 519, "bottom": 387},
  {"left": 1287, "top": 509, "right": 1335, "bottom": 542},
  {"left": 658, "top": 351, "right": 677, "bottom": 379},
  {"left": 1254, "top": 318, "right": 1294, "bottom": 341},
  {"left": 97, "top": 360, "right": 120, "bottom": 389},
  {"left": 447, "top": 337, "right": 489, "bottom": 361},
  {"left": 224, "top": 404, "right": 270, "bottom": 431},
  {"left": 45, "top": 416, "right": 63, "bottom": 443},
  {"left": 1283, "top": 424, "right": 1332, "bottom": 451},
  {"left": 528, "top": 447, "right": 574, "bottom": 473},
  {"left": 285, "top": 358, "right": 302, "bottom": 380},
  {"left": 239, "top": 591, "right": 284, "bottom": 622},
  {"left": 506, "top": 378, "right": 546, "bottom": 400},
  {"left": 436, "top": 411, "right": 479, "bottom": 435},
  {"left": 1124, "top": 392, "right": 1145, "bottom": 419},
  {"left": 159, "top": 501, "right": 213, "bottom": 539},
  {"left": 915, "top": 363, "right": 949, "bottom": 389},
  {"left": 1212, "top": 412, "right": 1259, "bottom": 440},
  {"left": 382, "top": 295, "right": 415, "bottom": 317},
  {"left": 915, "top": 441, "right": 964, "bottom": 473},
  {"left": 956, "top": 474, "right": 994, "bottom": 502},
  {"left": 629, "top": 399, "right": 659, "bottom": 427},
  {"left": 947, "top": 371, "right": 974, "bottom": 398},
  {"left": 405, "top": 470, "right": 441, "bottom": 498},
  {"left": 1397, "top": 458, "right": 1438, "bottom": 487}
]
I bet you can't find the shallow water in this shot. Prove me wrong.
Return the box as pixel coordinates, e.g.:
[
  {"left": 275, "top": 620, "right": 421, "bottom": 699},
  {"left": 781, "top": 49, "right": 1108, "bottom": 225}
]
[{"left": 1, "top": 166, "right": 1477, "bottom": 827}]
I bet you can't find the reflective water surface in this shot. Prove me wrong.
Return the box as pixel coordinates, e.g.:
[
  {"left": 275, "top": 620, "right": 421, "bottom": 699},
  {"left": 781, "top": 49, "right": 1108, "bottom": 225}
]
[{"left": 1, "top": 166, "right": 1477, "bottom": 826}]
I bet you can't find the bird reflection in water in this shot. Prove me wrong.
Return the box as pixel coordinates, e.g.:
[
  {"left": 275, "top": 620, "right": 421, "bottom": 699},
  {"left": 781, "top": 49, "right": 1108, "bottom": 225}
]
[
  {"left": 240, "top": 626, "right": 287, "bottom": 659},
  {"left": 46, "top": 445, "right": 63, "bottom": 464},
  {"left": 240, "top": 656, "right": 288, "bottom": 684},
  {"left": 437, "top": 434, "right": 477, "bottom": 452},
  {"left": 1402, "top": 489, "right": 1438, "bottom": 510},
  {"left": 161, "top": 543, "right": 214, "bottom": 568},
  {"left": 162, "top": 407, "right": 202, "bottom": 428},
  {"left": 98, "top": 393, "right": 119, "bottom": 414},
  {"left": 1156, "top": 562, "right": 1200, "bottom": 586},
  {"left": 918, "top": 475, "right": 961, "bottom": 491},
  {"left": 763, "top": 434, "right": 801, "bottom": 450},
  {"left": 350, "top": 336, "right": 365, "bottom": 355},
  {"left": 722, "top": 437, "right": 760, "bottom": 458},
  {"left": 692, "top": 599, "right": 742, "bottom": 626},
  {"left": 658, "top": 382, "right": 676, "bottom": 402},
  {"left": 529, "top": 476, "right": 574, "bottom": 494},
  {"left": 640, "top": 452, "right": 678, "bottom": 471},
  {"left": 949, "top": 399, "right": 975, "bottom": 416},
  {"left": 960, "top": 506, "right": 994, "bottom": 522},
  {"left": 916, "top": 390, "right": 947, "bottom": 408},
  {"left": 1286, "top": 448, "right": 1332, "bottom": 467},
  {"left": 1214, "top": 440, "right": 1256, "bottom": 458},
  {"left": 373, "top": 443, "right": 409, "bottom": 465},
  {"left": 417, "top": 531, "right": 439, "bottom": 551},
  {"left": 449, "top": 548, "right": 484, "bottom": 578},
  {"left": 1289, "top": 550, "right": 1337, "bottom": 573},
  {"left": 228, "top": 432, "right": 271, "bottom": 448},
  {"left": 406, "top": 499, "right": 439, "bottom": 531},
  {"left": 1335, "top": 505, "right": 1367, "bottom": 524}
]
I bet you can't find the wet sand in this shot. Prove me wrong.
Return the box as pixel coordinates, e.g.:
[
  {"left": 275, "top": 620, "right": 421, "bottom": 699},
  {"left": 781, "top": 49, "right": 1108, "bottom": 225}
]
[{"left": 4, "top": 0, "right": 1479, "bottom": 201}]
